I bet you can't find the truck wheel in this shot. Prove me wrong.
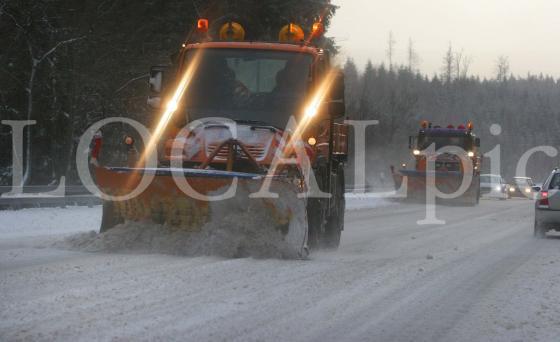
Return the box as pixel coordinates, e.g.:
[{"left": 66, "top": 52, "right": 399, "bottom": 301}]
[
  {"left": 321, "top": 166, "right": 345, "bottom": 249},
  {"left": 307, "top": 198, "right": 325, "bottom": 249},
  {"left": 100, "top": 201, "right": 123, "bottom": 233},
  {"left": 465, "top": 185, "right": 480, "bottom": 206},
  {"left": 323, "top": 211, "right": 342, "bottom": 249},
  {"left": 534, "top": 219, "right": 547, "bottom": 239},
  {"left": 307, "top": 166, "right": 328, "bottom": 250},
  {"left": 477, "top": 190, "right": 480, "bottom": 204}
]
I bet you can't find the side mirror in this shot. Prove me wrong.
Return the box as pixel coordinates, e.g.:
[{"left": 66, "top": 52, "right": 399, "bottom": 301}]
[
  {"left": 331, "top": 71, "right": 345, "bottom": 101},
  {"left": 328, "top": 72, "right": 345, "bottom": 118},
  {"left": 532, "top": 186, "right": 541, "bottom": 192},
  {"left": 475, "top": 137, "right": 481, "bottom": 147},
  {"left": 148, "top": 65, "right": 170, "bottom": 109},
  {"left": 149, "top": 66, "right": 168, "bottom": 93},
  {"left": 328, "top": 101, "right": 345, "bottom": 118},
  {"left": 408, "top": 136, "right": 416, "bottom": 149}
]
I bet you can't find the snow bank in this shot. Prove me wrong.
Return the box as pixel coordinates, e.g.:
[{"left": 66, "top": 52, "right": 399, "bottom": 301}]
[
  {"left": 0, "top": 206, "right": 101, "bottom": 239},
  {"left": 345, "top": 192, "right": 397, "bottom": 210}
]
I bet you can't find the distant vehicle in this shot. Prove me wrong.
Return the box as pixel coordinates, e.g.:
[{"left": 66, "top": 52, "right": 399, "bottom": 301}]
[
  {"left": 534, "top": 168, "right": 560, "bottom": 238},
  {"left": 480, "top": 174, "right": 508, "bottom": 199},
  {"left": 391, "top": 121, "right": 481, "bottom": 205},
  {"left": 509, "top": 176, "right": 536, "bottom": 198}
]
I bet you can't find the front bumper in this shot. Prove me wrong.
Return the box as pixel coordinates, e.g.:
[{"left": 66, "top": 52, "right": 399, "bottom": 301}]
[
  {"left": 510, "top": 188, "right": 534, "bottom": 198},
  {"left": 480, "top": 186, "right": 507, "bottom": 198}
]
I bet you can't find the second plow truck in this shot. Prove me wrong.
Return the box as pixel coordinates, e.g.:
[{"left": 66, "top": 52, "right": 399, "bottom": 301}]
[
  {"left": 91, "top": 18, "right": 348, "bottom": 258},
  {"left": 392, "top": 121, "right": 481, "bottom": 205}
]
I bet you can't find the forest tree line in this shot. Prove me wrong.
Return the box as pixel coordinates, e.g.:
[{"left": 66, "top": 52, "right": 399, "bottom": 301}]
[
  {"left": 0, "top": 0, "right": 336, "bottom": 186},
  {"left": 1, "top": 1, "right": 559, "bottom": 189},
  {"left": 342, "top": 49, "right": 560, "bottom": 187}
]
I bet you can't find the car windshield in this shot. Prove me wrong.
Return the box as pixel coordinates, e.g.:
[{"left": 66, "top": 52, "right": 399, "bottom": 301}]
[
  {"left": 481, "top": 175, "right": 501, "bottom": 184},
  {"left": 417, "top": 135, "right": 471, "bottom": 150},
  {"left": 182, "top": 48, "right": 313, "bottom": 129},
  {"left": 514, "top": 178, "right": 534, "bottom": 186}
]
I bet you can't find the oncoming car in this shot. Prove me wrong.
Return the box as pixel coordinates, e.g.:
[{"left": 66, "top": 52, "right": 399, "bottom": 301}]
[
  {"left": 534, "top": 169, "right": 560, "bottom": 238},
  {"left": 510, "top": 176, "right": 536, "bottom": 198},
  {"left": 480, "top": 174, "right": 508, "bottom": 199}
]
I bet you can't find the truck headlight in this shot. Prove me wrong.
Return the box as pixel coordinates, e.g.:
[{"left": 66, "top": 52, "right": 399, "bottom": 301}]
[
  {"left": 467, "top": 151, "right": 475, "bottom": 157},
  {"left": 413, "top": 149, "right": 420, "bottom": 156}
]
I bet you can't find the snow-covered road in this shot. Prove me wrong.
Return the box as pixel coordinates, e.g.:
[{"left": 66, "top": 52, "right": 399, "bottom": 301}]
[{"left": 1, "top": 199, "right": 560, "bottom": 341}]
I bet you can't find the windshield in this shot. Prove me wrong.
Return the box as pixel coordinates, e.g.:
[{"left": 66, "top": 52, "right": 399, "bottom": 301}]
[
  {"left": 481, "top": 175, "right": 501, "bottom": 184},
  {"left": 417, "top": 135, "right": 471, "bottom": 150},
  {"left": 514, "top": 177, "right": 534, "bottom": 186},
  {"left": 182, "top": 48, "right": 313, "bottom": 129}
]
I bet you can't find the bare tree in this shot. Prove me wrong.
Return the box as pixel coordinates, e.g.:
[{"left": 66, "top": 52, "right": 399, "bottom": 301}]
[
  {"left": 454, "top": 49, "right": 472, "bottom": 79},
  {"left": 461, "top": 55, "right": 472, "bottom": 79},
  {"left": 495, "top": 55, "right": 510, "bottom": 82},
  {"left": 454, "top": 50, "right": 463, "bottom": 79},
  {"left": 441, "top": 42, "right": 454, "bottom": 84},
  {"left": 386, "top": 31, "right": 396, "bottom": 72},
  {"left": 1, "top": 4, "right": 84, "bottom": 185},
  {"left": 407, "top": 38, "right": 420, "bottom": 72}
]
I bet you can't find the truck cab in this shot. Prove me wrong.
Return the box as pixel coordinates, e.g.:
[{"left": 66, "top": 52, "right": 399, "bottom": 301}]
[
  {"left": 411, "top": 123, "right": 481, "bottom": 173},
  {"left": 97, "top": 19, "right": 349, "bottom": 251}
]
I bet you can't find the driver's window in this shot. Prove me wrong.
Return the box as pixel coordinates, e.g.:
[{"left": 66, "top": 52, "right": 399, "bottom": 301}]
[{"left": 549, "top": 174, "right": 560, "bottom": 190}]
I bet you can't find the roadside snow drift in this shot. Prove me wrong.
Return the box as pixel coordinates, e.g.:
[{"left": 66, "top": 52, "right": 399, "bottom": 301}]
[
  {"left": 0, "top": 206, "right": 101, "bottom": 239},
  {"left": 345, "top": 192, "right": 396, "bottom": 210}
]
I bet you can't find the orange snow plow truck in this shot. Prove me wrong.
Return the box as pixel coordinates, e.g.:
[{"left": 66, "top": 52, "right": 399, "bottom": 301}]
[
  {"left": 391, "top": 121, "right": 481, "bottom": 206},
  {"left": 91, "top": 19, "right": 348, "bottom": 258}
]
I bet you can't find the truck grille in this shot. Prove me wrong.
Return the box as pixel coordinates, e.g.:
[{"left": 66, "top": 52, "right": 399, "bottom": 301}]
[{"left": 206, "top": 143, "right": 265, "bottom": 160}]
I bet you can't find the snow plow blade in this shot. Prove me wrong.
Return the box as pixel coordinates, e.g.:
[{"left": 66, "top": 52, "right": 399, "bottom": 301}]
[
  {"left": 392, "top": 168, "right": 479, "bottom": 205},
  {"left": 95, "top": 166, "right": 308, "bottom": 258}
]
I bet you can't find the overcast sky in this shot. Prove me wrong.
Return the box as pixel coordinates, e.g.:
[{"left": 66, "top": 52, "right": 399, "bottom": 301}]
[{"left": 328, "top": 0, "right": 560, "bottom": 78}]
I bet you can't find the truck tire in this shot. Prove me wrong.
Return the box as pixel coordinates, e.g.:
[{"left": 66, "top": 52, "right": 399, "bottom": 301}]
[
  {"left": 307, "top": 198, "right": 325, "bottom": 249},
  {"left": 534, "top": 219, "right": 547, "bottom": 238},
  {"left": 307, "top": 166, "right": 328, "bottom": 249},
  {"left": 100, "top": 201, "right": 123, "bottom": 233},
  {"left": 321, "top": 166, "right": 345, "bottom": 249},
  {"left": 465, "top": 183, "right": 480, "bottom": 206},
  {"left": 476, "top": 185, "right": 481, "bottom": 204}
]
